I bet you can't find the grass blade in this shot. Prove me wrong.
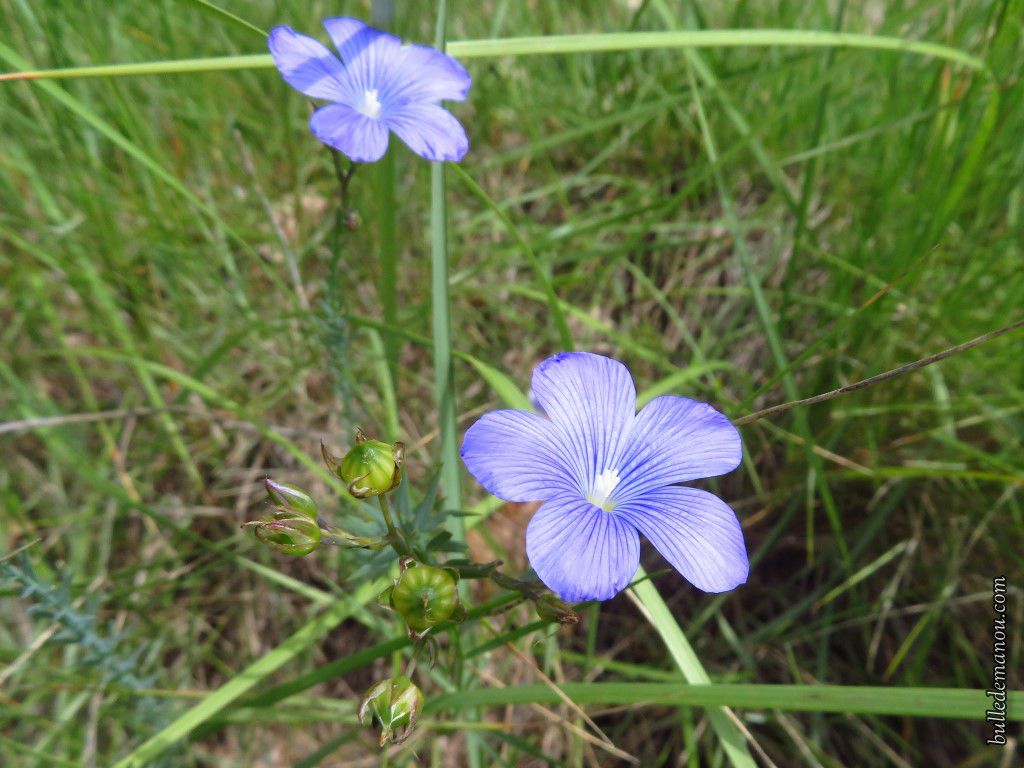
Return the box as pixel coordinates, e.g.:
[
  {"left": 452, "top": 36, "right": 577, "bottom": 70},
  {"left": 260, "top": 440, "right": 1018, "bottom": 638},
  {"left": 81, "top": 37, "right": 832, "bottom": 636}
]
[
  {"left": 630, "top": 569, "right": 757, "bottom": 768},
  {"left": 450, "top": 164, "right": 573, "bottom": 350},
  {"left": 0, "top": 43, "right": 252, "bottom": 252},
  {"left": 0, "top": 29, "right": 988, "bottom": 82},
  {"left": 426, "top": 681, "right": 1024, "bottom": 720},
  {"left": 179, "top": 0, "right": 265, "bottom": 37},
  {"left": 111, "top": 585, "right": 381, "bottom": 767},
  {"left": 430, "top": 3, "right": 463, "bottom": 535}
]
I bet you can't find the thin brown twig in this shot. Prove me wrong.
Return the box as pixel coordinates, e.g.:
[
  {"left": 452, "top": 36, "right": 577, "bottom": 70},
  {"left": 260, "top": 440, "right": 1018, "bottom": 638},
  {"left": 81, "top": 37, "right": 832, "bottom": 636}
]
[
  {"left": 733, "top": 318, "right": 1024, "bottom": 427},
  {"left": 479, "top": 618, "right": 637, "bottom": 764},
  {"left": 859, "top": 245, "right": 937, "bottom": 309},
  {"left": 0, "top": 407, "right": 187, "bottom": 435},
  {"left": 476, "top": 669, "right": 638, "bottom": 764}
]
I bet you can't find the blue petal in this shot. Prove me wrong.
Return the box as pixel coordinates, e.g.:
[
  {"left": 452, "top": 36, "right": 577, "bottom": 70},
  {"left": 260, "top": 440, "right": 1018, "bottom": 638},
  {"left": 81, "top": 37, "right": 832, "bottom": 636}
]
[
  {"left": 389, "top": 43, "right": 471, "bottom": 102},
  {"left": 530, "top": 352, "right": 636, "bottom": 493},
  {"left": 324, "top": 17, "right": 470, "bottom": 104},
  {"left": 460, "top": 409, "right": 578, "bottom": 502},
  {"left": 618, "top": 486, "right": 748, "bottom": 593},
  {"left": 267, "top": 26, "right": 350, "bottom": 101},
  {"left": 526, "top": 495, "right": 640, "bottom": 602},
  {"left": 616, "top": 396, "right": 741, "bottom": 501},
  {"left": 384, "top": 103, "right": 468, "bottom": 162},
  {"left": 309, "top": 103, "right": 389, "bottom": 162},
  {"left": 322, "top": 17, "right": 401, "bottom": 95}
]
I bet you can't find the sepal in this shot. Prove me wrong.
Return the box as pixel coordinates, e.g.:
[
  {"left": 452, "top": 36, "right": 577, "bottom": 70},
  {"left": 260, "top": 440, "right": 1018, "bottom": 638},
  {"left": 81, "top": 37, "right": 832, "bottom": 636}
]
[{"left": 358, "top": 675, "right": 423, "bottom": 746}]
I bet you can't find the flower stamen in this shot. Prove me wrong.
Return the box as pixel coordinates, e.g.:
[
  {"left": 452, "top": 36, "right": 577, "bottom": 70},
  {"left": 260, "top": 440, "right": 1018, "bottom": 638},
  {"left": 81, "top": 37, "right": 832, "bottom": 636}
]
[
  {"left": 587, "top": 468, "right": 621, "bottom": 512},
  {"left": 358, "top": 88, "right": 383, "bottom": 119}
]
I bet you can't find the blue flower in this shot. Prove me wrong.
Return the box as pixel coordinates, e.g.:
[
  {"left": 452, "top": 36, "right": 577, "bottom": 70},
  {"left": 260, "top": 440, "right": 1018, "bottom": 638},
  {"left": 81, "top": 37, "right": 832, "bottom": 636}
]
[
  {"left": 460, "top": 352, "right": 748, "bottom": 602},
  {"left": 268, "top": 18, "right": 470, "bottom": 163}
]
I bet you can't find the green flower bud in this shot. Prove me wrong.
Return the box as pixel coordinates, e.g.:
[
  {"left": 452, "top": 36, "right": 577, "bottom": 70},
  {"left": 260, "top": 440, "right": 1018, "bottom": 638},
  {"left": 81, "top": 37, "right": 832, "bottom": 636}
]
[
  {"left": 535, "top": 592, "right": 580, "bottom": 625},
  {"left": 388, "top": 561, "right": 462, "bottom": 636},
  {"left": 244, "top": 516, "right": 321, "bottom": 556},
  {"left": 264, "top": 479, "right": 318, "bottom": 521},
  {"left": 337, "top": 429, "right": 403, "bottom": 498},
  {"left": 358, "top": 675, "right": 423, "bottom": 746}
]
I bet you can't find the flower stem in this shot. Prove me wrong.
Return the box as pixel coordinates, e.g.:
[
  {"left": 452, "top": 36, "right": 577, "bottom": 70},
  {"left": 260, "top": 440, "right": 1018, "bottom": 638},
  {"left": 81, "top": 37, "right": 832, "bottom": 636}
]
[
  {"left": 429, "top": 60, "right": 464, "bottom": 538},
  {"left": 378, "top": 495, "right": 412, "bottom": 557}
]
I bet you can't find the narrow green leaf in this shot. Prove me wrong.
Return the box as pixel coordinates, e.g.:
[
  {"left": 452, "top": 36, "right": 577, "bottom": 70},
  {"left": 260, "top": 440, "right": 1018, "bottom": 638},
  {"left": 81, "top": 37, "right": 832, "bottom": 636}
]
[
  {"left": 0, "top": 29, "right": 987, "bottom": 82},
  {"left": 464, "top": 356, "right": 533, "bottom": 411},
  {"left": 0, "top": 42, "right": 253, "bottom": 254},
  {"left": 180, "top": 0, "right": 266, "bottom": 37},
  {"left": 112, "top": 584, "right": 381, "bottom": 767},
  {"left": 637, "top": 362, "right": 735, "bottom": 408},
  {"left": 426, "top": 681, "right": 1024, "bottom": 720},
  {"left": 631, "top": 569, "right": 757, "bottom": 768},
  {"left": 430, "top": 9, "right": 463, "bottom": 535},
  {"left": 815, "top": 540, "right": 911, "bottom": 609},
  {"left": 450, "top": 164, "right": 573, "bottom": 350}
]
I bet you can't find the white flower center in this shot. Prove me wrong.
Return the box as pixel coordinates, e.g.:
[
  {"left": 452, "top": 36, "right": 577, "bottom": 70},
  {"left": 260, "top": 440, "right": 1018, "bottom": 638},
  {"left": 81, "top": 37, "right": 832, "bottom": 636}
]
[
  {"left": 587, "top": 468, "right": 621, "bottom": 512},
  {"left": 357, "top": 88, "right": 382, "bottom": 119}
]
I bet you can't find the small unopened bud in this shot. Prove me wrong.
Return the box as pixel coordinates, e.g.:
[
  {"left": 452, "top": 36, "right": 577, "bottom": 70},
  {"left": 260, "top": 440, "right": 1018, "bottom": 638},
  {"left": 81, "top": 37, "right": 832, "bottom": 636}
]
[
  {"left": 358, "top": 675, "right": 423, "bottom": 746},
  {"left": 385, "top": 561, "right": 463, "bottom": 637},
  {"left": 264, "top": 479, "right": 317, "bottom": 521},
  {"left": 535, "top": 593, "right": 579, "bottom": 625},
  {"left": 337, "top": 428, "right": 403, "bottom": 498},
  {"left": 244, "top": 516, "right": 321, "bottom": 556}
]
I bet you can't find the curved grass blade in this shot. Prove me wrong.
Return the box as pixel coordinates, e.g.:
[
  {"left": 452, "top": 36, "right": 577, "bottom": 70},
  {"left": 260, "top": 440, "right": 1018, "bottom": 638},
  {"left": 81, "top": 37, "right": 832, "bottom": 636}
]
[
  {"left": 450, "top": 164, "right": 573, "bottom": 350},
  {"left": 463, "top": 356, "right": 533, "bottom": 412},
  {"left": 0, "top": 42, "right": 254, "bottom": 258},
  {"left": 180, "top": 0, "right": 265, "bottom": 37},
  {"left": 630, "top": 570, "right": 757, "bottom": 768},
  {"left": 0, "top": 29, "right": 988, "bottom": 82},
  {"left": 110, "top": 583, "right": 383, "bottom": 768}
]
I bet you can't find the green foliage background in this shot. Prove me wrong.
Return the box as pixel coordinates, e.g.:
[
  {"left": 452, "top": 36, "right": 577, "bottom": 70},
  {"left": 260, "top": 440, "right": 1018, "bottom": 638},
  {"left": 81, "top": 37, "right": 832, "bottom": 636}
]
[{"left": 1, "top": 0, "right": 1022, "bottom": 765}]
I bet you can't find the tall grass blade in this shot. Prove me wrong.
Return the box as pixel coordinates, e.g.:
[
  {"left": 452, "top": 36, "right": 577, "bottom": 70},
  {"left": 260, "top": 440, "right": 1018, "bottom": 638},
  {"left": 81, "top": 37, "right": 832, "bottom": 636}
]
[
  {"left": 0, "top": 29, "right": 988, "bottom": 82},
  {"left": 631, "top": 570, "right": 757, "bottom": 768}
]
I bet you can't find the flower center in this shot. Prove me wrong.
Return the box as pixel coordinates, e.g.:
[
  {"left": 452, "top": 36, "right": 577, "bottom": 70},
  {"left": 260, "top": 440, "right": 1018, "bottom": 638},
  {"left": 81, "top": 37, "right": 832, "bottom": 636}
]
[
  {"left": 357, "top": 88, "right": 383, "bottom": 119},
  {"left": 587, "top": 468, "right": 621, "bottom": 512}
]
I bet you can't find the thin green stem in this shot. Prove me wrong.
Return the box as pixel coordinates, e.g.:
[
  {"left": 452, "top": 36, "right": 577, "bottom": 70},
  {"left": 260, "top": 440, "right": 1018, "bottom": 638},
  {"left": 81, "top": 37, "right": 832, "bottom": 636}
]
[
  {"left": 0, "top": 29, "right": 989, "bottom": 82},
  {"left": 378, "top": 494, "right": 412, "bottom": 557},
  {"left": 426, "top": 681, "right": 1024, "bottom": 720},
  {"left": 432, "top": 5, "right": 479, "bottom": 765},
  {"left": 430, "top": 3, "right": 464, "bottom": 535},
  {"left": 377, "top": 149, "right": 400, "bottom": 378},
  {"left": 733, "top": 318, "right": 1024, "bottom": 426},
  {"left": 370, "top": 1, "right": 401, "bottom": 381}
]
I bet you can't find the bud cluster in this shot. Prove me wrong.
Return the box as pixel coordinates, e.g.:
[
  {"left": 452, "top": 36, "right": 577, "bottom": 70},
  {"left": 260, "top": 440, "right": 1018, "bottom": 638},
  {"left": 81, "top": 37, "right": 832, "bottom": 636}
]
[{"left": 239, "top": 425, "right": 584, "bottom": 751}]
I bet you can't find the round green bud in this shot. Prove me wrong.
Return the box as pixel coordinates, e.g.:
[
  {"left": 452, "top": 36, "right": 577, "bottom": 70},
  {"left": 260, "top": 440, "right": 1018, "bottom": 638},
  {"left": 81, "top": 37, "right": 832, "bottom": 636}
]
[
  {"left": 390, "top": 563, "right": 460, "bottom": 633},
  {"left": 339, "top": 439, "right": 402, "bottom": 497},
  {"left": 248, "top": 516, "right": 321, "bottom": 556}
]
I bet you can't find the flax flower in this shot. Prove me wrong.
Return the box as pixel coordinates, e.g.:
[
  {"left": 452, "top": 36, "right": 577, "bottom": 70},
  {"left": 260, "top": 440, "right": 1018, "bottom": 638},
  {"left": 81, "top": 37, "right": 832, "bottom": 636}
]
[
  {"left": 461, "top": 352, "right": 748, "bottom": 602},
  {"left": 268, "top": 18, "right": 470, "bottom": 162}
]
